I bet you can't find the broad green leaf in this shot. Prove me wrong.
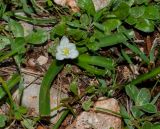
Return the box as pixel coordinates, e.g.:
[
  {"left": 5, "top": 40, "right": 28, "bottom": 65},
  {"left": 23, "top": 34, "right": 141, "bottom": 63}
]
[
  {"left": 122, "top": 0, "right": 134, "bottom": 6},
  {"left": 143, "top": 5, "right": 160, "bottom": 20},
  {"left": 152, "top": 124, "right": 160, "bottom": 129},
  {"left": 0, "top": 35, "right": 10, "bottom": 50},
  {"left": 125, "top": 16, "right": 137, "bottom": 25},
  {"left": 39, "top": 60, "right": 64, "bottom": 116},
  {"left": 80, "top": 14, "right": 90, "bottom": 26},
  {"left": 50, "top": 22, "right": 66, "bottom": 39},
  {"left": 120, "top": 105, "right": 130, "bottom": 119},
  {"left": 82, "top": 99, "right": 93, "bottom": 111},
  {"left": 69, "top": 78, "right": 78, "bottom": 96},
  {"left": 135, "top": 19, "right": 154, "bottom": 32},
  {"left": 130, "top": 6, "right": 145, "bottom": 18},
  {"left": 113, "top": 2, "right": 130, "bottom": 20},
  {"left": 21, "top": 119, "right": 35, "bottom": 129},
  {"left": 136, "top": 88, "right": 151, "bottom": 106},
  {"left": 11, "top": 37, "right": 26, "bottom": 54},
  {"left": 9, "top": 19, "right": 24, "bottom": 37},
  {"left": 142, "top": 121, "right": 152, "bottom": 129},
  {"left": 77, "top": 0, "right": 95, "bottom": 16},
  {"left": 103, "top": 19, "right": 121, "bottom": 33},
  {"left": 0, "top": 114, "right": 7, "bottom": 128},
  {"left": 26, "top": 29, "right": 48, "bottom": 44},
  {"left": 131, "top": 106, "right": 144, "bottom": 118},
  {"left": 125, "top": 85, "right": 139, "bottom": 102},
  {"left": 67, "top": 28, "right": 87, "bottom": 40},
  {"left": 138, "top": 103, "right": 157, "bottom": 113},
  {"left": 134, "top": 0, "right": 149, "bottom": 5}
]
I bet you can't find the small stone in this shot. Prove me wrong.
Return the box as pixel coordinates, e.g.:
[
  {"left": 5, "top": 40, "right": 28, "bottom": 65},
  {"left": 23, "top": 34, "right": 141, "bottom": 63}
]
[
  {"left": 36, "top": 56, "right": 48, "bottom": 65},
  {"left": 28, "top": 58, "right": 36, "bottom": 67},
  {"left": 66, "top": 98, "right": 121, "bottom": 129},
  {"left": 20, "top": 21, "right": 33, "bottom": 36},
  {"left": 92, "top": 0, "right": 111, "bottom": 11}
]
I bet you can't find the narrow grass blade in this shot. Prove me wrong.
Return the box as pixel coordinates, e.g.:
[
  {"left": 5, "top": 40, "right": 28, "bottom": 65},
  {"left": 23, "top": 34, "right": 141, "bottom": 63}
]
[
  {"left": 39, "top": 60, "right": 64, "bottom": 116},
  {"left": 52, "top": 110, "right": 69, "bottom": 129},
  {"left": 123, "top": 42, "right": 149, "bottom": 64},
  {"left": 77, "top": 54, "right": 115, "bottom": 70},
  {"left": 0, "top": 73, "right": 20, "bottom": 100},
  {"left": 87, "top": 30, "right": 134, "bottom": 51},
  {"left": 121, "top": 49, "right": 132, "bottom": 64},
  {"left": 130, "top": 66, "right": 160, "bottom": 85}
]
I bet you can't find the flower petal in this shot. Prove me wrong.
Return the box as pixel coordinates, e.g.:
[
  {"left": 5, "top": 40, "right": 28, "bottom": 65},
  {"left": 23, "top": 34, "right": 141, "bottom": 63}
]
[
  {"left": 69, "top": 50, "right": 79, "bottom": 59},
  {"left": 56, "top": 52, "right": 65, "bottom": 60},
  {"left": 60, "top": 36, "right": 69, "bottom": 46}
]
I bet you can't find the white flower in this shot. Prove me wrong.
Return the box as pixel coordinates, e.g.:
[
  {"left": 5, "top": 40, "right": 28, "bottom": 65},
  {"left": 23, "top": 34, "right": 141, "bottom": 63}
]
[{"left": 56, "top": 36, "right": 79, "bottom": 60}]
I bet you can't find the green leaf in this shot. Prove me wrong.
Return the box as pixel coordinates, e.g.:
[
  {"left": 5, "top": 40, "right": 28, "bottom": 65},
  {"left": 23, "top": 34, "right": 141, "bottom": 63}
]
[
  {"left": 0, "top": 2, "right": 6, "bottom": 18},
  {"left": 120, "top": 105, "right": 130, "bottom": 119},
  {"left": 125, "top": 85, "right": 139, "bottom": 102},
  {"left": 82, "top": 99, "right": 93, "bottom": 111},
  {"left": 134, "top": 0, "right": 149, "bottom": 5},
  {"left": 11, "top": 37, "right": 26, "bottom": 54},
  {"left": 125, "top": 16, "right": 137, "bottom": 25},
  {"left": 103, "top": 19, "right": 121, "bottom": 33},
  {"left": 21, "top": 119, "right": 35, "bottom": 129},
  {"left": 9, "top": 19, "right": 24, "bottom": 37},
  {"left": 67, "top": 28, "right": 87, "bottom": 41},
  {"left": 80, "top": 14, "right": 90, "bottom": 26},
  {"left": 131, "top": 106, "right": 144, "bottom": 118},
  {"left": 130, "top": 6, "right": 145, "bottom": 18},
  {"left": 123, "top": 42, "right": 149, "bottom": 64},
  {"left": 0, "top": 35, "right": 10, "bottom": 50},
  {"left": 143, "top": 5, "right": 160, "bottom": 20},
  {"left": 152, "top": 124, "right": 160, "bottom": 129},
  {"left": 77, "top": 0, "right": 95, "bottom": 16},
  {"left": 87, "top": 30, "right": 134, "bottom": 51},
  {"left": 113, "top": 2, "right": 130, "bottom": 20},
  {"left": 26, "top": 29, "right": 48, "bottom": 44},
  {"left": 50, "top": 22, "right": 66, "bottom": 39},
  {"left": 135, "top": 19, "right": 154, "bottom": 32},
  {"left": 136, "top": 88, "right": 151, "bottom": 106},
  {"left": 130, "top": 66, "right": 160, "bottom": 86},
  {"left": 138, "top": 103, "right": 157, "bottom": 113},
  {"left": 85, "top": 86, "right": 96, "bottom": 94},
  {"left": 0, "top": 114, "right": 7, "bottom": 128},
  {"left": 39, "top": 60, "right": 64, "bottom": 116},
  {"left": 142, "top": 121, "right": 152, "bottom": 129},
  {"left": 0, "top": 73, "right": 20, "bottom": 100},
  {"left": 69, "top": 78, "right": 78, "bottom": 96},
  {"left": 77, "top": 54, "right": 115, "bottom": 70},
  {"left": 151, "top": 93, "right": 160, "bottom": 104}
]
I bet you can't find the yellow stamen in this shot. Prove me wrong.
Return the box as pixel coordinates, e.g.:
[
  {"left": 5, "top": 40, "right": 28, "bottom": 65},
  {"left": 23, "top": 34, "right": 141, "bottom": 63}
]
[{"left": 63, "top": 47, "right": 70, "bottom": 56}]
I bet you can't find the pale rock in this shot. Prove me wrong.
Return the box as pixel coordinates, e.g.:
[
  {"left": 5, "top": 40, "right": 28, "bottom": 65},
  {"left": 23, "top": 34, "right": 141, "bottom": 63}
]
[
  {"left": 36, "top": 55, "right": 48, "bottom": 65},
  {"left": 13, "top": 73, "right": 68, "bottom": 123},
  {"left": 19, "top": 21, "right": 33, "bottom": 36},
  {"left": 66, "top": 98, "right": 121, "bottom": 129},
  {"left": 92, "top": 0, "right": 111, "bottom": 11}
]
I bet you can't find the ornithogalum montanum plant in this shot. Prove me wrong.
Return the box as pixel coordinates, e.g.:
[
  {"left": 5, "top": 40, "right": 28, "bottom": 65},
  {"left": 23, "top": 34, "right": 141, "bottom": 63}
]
[{"left": 56, "top": 36, "right": 79, "bottom": 60}]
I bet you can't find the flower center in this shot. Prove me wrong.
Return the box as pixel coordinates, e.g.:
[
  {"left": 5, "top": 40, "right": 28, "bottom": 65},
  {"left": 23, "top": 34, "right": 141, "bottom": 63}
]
[{"left": 62, "top": 47, "right": 70, "bottom": 56}]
